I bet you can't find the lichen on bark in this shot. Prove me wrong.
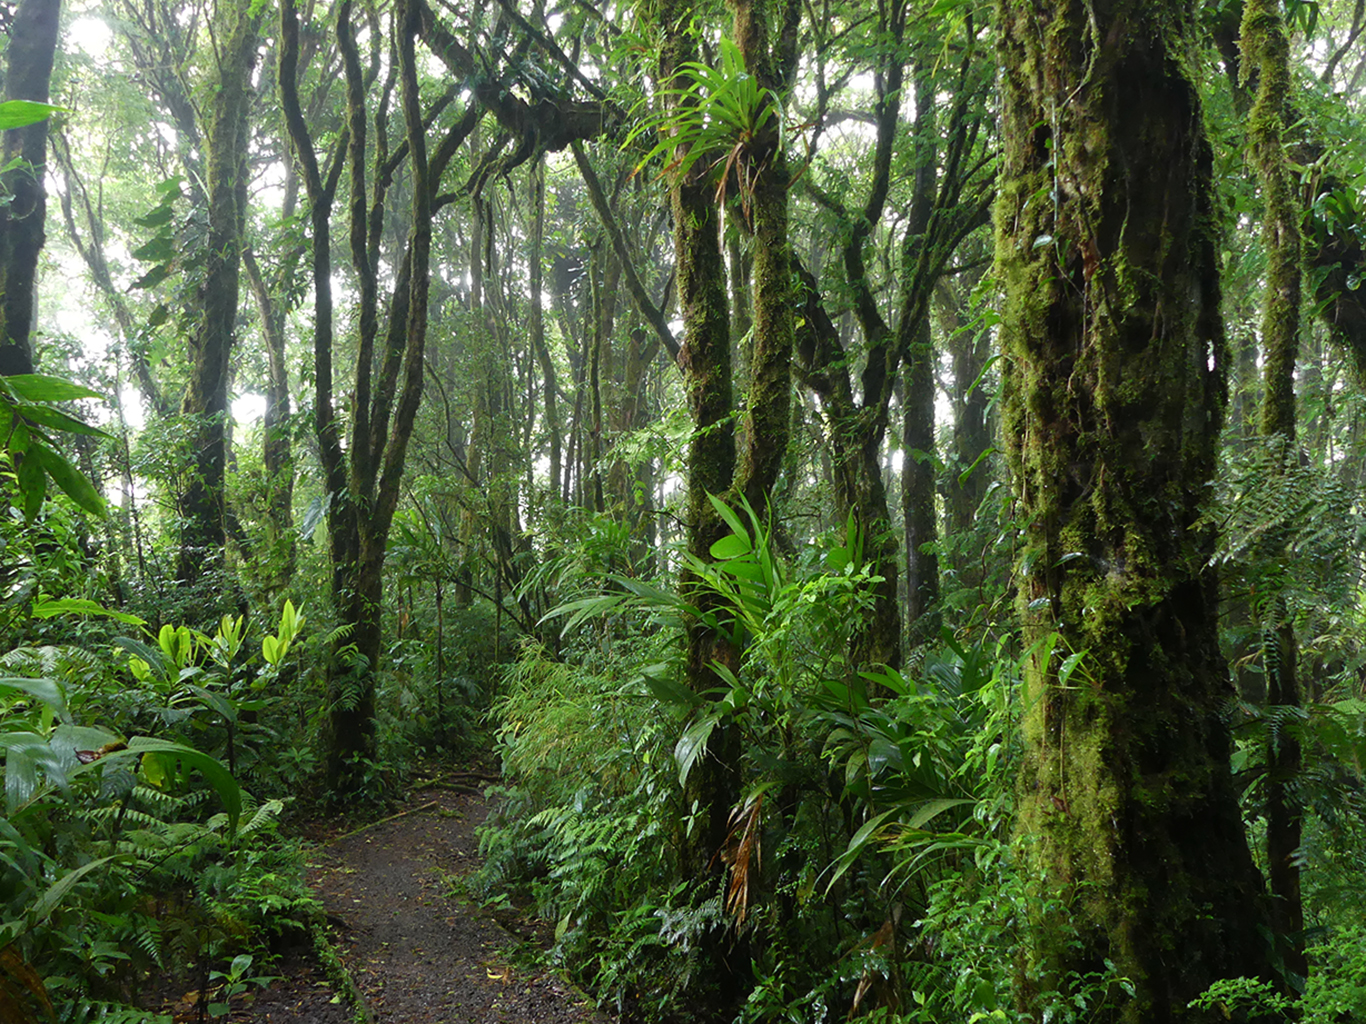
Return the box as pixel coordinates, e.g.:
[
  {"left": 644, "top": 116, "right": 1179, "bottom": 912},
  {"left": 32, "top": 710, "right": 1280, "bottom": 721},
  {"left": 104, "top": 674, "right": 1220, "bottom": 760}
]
[{"left": 996, "top": 1, "right": 1274, "bottom": 1019}]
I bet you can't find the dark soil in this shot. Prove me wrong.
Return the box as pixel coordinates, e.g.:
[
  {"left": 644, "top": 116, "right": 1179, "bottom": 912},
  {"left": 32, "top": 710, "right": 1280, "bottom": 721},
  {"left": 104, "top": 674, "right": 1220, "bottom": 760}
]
[
  {"left": 307, "top": 782, "right": 609, "bottom": 1023},
  {"left": 152, "top": 781, "right": 612, "bottom": 1023}
]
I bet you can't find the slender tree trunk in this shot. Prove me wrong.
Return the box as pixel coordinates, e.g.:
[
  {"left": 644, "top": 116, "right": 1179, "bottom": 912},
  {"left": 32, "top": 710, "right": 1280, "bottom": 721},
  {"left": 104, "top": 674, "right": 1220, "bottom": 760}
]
[
  {"left": 901, "top": 66, "right": 940, "bottom": 647},
  {"left": 997, "top": 2, "right": 1274, "bottom": 1019},
  {"left": 0, "top": 0, "right": 60, "bottom": 375},
  {"left": 529, "top": 156, "right": 561, "bottom": 499},
  {"left": 175, "top": 2, "right": 261, "bottom": 585},
  {"left": 941, "top": 272, "right": 992, "bottom": 538},
  {"left": 1244, "top": 0, "right": 1306, "bottom": 981},
  {"left": 661, "top": 0, "right": 739, "bottom": 877},
  {"left": 901, "top": 317, "right": 938, "bottom": 645},
  {"left": 243, "top": 247, "right": 297, "bottom": 589}
]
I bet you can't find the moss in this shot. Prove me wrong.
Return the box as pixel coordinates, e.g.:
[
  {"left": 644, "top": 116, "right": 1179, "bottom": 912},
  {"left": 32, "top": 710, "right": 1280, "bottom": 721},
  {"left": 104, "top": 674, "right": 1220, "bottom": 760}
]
[{"left": 998, "top": 1, "right": 1274, "bottom": 1020}]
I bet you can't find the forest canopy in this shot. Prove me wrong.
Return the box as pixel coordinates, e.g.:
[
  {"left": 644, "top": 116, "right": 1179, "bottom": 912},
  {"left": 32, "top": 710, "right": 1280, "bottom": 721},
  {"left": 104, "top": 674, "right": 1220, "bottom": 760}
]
[{"left": 4, "top": 0, "right": 1366, "bottom": 1020}]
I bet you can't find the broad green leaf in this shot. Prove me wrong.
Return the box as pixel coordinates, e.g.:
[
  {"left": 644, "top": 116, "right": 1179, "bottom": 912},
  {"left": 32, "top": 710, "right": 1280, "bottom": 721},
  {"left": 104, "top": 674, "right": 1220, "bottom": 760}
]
[
  {"left": 130, "top": 235, "right": 176, "bottom": 262},
  {"left": 616, "top": 577, "right": 688, "bottom": 608},
  {"left": 25, "top": 855, "right": 127, "bottom": 937},
  {"left": 0, "top": 100, "right": 63, "bottom": 129},
  {"left": 640, "top": 666, "right": 702, "bottom": 709},
  {"left": 115, "top": 636, "right": 170, "bottom": 678},
  {"left": 15, "top": 403, "right": 112, "bottom": 438},
  {"left": 0, "top": 732, "right": 71, "bottom": 810},
  {"left": 16, "top": 451, "right": 44, "bottom": 521},
  {"left": 48, "top": 724, "right": 123, "bottom": 780},
  {"left": 1, "top": 374, "right": 101, "bottom": 403},
  {"left": 122, "top": 737, "right": 241, "bottom": 834},
  {"left": 134, "top": 205, "right": 174, "bottom": 229},
  {"left": 825, "top": 808, "right": 899, "bottom": 893},
  {"left": 184, "top": 684, "right": 237, "bottom": 724},
  {"left": 131, "top": 264, "right": 172, "bottom": 290},
  {"left": 33, "top": 444, "right": 105, "bottom": 515},
  {"left": 907, "top": 797, "right": 976, "bottom": 830},
  {"left": 1, "top": 735, "right": 42, "bottom": 811},
  {"left": 1057, "top": 650, "right": 1086, "bottom": 688},
  {"left": 0, "top": 676, "right": 69, "bottom": 722},
  {"left": 32, "top": 597, "right": 144, "bottom": 626},
  {"left": 867, "top": 736, "right": 903, "bottom": 777},
  {"left": 707, "top": 494, "right": 750, "bottom": 548},
  {"left": 675, "top": 714, "right": 718, "bottom": 788},
  {"left": 709, "top": 533, "right": 751, "bottom": 560}
]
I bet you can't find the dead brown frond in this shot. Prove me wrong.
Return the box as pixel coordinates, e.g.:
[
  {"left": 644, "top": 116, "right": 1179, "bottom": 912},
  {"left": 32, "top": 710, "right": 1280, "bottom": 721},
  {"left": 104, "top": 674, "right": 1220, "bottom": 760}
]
[{"left": 720, "top": 790, "right": 765, "bottom": 927}]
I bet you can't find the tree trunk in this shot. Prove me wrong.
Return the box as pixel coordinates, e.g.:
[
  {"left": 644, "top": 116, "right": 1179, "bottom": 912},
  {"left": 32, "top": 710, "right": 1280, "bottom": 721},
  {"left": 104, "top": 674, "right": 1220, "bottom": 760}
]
[
  {"left": 940, "top": 271, "right": 992, "bottom": 539},
  {"left": 281, "top": 0, "right": 459, "bottom": 796},
  {"left": 528, "top": 156, "right": 561, "bottom": 499},
  {"left": 1243, "top": 0, "right": 1306, "bottom": 981},
  {"left": 0, "top": 0, "right": 60, "bottom": 375},
  {"left": 997, "top": 2, "right": 1274, "bottom": 1019},
  {"left": 901, "top": 65, "right": 940, "bottom": 645},
  {"left": 175, "top": 1, "right": 261, "bottom": 585},
  {"left": 901, "top": 314, "right": 939, "bottom": 645},
  {"left": 243, "top": 246, "right": 297, "bottom": 590},
  {"left": 661, "top": 0, "right": 739, "bottom": 880}
]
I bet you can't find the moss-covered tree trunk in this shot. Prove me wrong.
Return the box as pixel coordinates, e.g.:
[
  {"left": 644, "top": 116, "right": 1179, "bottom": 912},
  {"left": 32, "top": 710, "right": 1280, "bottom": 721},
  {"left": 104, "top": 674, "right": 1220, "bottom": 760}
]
[
  {"left": 659, "top": 0, "right": 738, "bottom": 880},
  {"left": 731, "top": 0, "right": 796, "bottom": 513},
  {"left": 651, "top": 0, "right": 798, "bottom": 1009},
  {"left": 242, "top": 246, "right": 297, "bottom": 591},
  {"left": 175, "top": 1, "right": 261, "bottom": 586},
  {"left": 997, "top": 2, "right": 1274, "bottom": 1020},
  {"left": 1242, "top": 0, "right": 1306, "bottom": 980}
]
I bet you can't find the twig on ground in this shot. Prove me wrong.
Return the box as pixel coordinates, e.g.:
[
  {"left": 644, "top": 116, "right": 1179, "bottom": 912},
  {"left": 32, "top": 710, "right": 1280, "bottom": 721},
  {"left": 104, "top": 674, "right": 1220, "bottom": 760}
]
[{"left": 332, "top": 800, "right": 440, "bottom": 841}]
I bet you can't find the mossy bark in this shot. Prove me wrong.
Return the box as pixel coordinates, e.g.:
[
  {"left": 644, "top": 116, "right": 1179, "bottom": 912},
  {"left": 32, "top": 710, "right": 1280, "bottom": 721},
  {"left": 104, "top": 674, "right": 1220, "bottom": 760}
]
[
  {"left": 730, "top": 0, "right": 796, "bottom": 515},
  {"left": 997, "top": 2, "right": 1274, "bottom": 1019},
  {"left": 281, "top": 0, "right": 453, "bottom": 795},
  {"left": 1242, "top": 0, "right": 1305, "bottom": 979},
  {"left": 242, "top": 246, "right": 297, "bottom": 591},
  {"left": 660, "top": 0, "right": 739, "bottom": 880},
  {"left": 175, "top": 0, "right": 261, "bottom": 585}
]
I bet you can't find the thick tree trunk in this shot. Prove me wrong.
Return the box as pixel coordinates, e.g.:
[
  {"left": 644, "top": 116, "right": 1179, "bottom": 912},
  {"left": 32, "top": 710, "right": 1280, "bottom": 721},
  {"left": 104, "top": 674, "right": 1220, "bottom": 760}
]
[
  {"left": 0, "top": 0, "right": 60, "bottom": 375},
  {"left": 175, "top": 3, "right": 261, "bottom": 585},
  {"left": 997, "top": 2, "right": 1274, "bottom": 1020}
]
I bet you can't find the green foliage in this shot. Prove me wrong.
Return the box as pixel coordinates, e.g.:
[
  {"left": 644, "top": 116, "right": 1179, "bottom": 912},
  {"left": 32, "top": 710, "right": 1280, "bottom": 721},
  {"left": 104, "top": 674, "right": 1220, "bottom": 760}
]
[
  {"left": 475, "top": 639, "right": 693, "bottom": 1016},
  {"left": 1190, "top": 923, "right": 1366, "bottom": 1021},
  {"left": 624, "top": 37, "right": 786, "bottom": 216},
  {"left": 490, "top": 498, "right": 1076, "bottom": 1019},
  {"left": 1, "top": 373, "right": 111, "bottom": 521},
  {"left": 0, "top": 590, "right": 322, "bottom": 1020}
]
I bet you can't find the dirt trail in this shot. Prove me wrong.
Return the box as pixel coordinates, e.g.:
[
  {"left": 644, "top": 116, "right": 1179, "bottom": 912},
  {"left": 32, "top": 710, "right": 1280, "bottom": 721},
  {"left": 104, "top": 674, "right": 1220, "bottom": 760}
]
[{"left": 304, "top": 783, "right": 610, "bottom": 1024}]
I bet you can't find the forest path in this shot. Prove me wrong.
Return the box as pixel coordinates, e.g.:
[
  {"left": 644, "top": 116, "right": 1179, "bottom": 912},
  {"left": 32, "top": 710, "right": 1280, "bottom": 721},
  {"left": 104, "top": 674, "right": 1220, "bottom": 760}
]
[{"left": 303, "top": 780, "right": 610, "bottom": 1024}]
